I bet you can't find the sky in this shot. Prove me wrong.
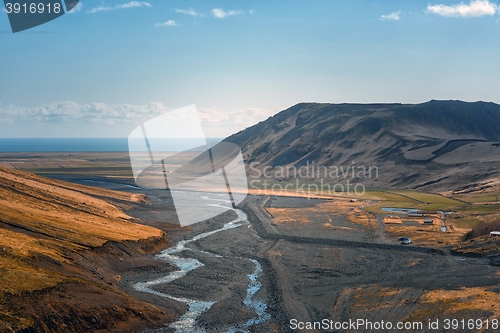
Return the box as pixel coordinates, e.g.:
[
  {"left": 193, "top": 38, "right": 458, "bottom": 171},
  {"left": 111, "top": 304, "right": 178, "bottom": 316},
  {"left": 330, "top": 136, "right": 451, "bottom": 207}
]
[{"left": 1, "top": 0, "right": 500, "bottom": 138}]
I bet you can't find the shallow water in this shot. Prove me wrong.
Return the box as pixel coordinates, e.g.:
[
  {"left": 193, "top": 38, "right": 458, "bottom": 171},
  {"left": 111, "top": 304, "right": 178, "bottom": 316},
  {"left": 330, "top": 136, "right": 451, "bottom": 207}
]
[
  {"left": 134, "top": 197, "right": 270, "bottom": 332},
  {"left": 82, "top": 179, "right": 141, "bottom": 189},
  {"left": 381, "top": 207, "right": 420, "bottom": 214}
]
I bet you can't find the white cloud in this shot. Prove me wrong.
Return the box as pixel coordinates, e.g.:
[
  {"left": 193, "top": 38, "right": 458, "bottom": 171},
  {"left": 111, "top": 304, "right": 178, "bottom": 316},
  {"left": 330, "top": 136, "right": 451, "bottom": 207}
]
[
  {"left": 0, "top": 101, "right": 275, "bottom": 138},
  {"left": 211, "top": 8, "right": 242, "bottom": 19},
  {"left": 87, "top": 1, "right": 151, "bottom": 14},
  {"left": 155, "top": 20, "right": 177, "bottom": 27},
  {"left": 67, "top": 2, "right": 82, "bottom": 14},
  {"left": 0, "top": 101, "right": 170, "bottom": 125},
  {"left": 119, "top": 1, "right": 151, "bottom": 9},
  {"left": 197, "top": 107, "right": 274, "bottom": 136},
  {"left": 0, "top": 101, "right": 274, "bottom": 138},
  {"left": 380, "top": 10, "right": 401, "bottom": 21},
  {"left": 175, "top": 8, "right": 201, "bottom": 16},
  {"left": 427, "top": 0, "right": 498, "bottom": 17},
  {"left": 87, "top": 6, "right": 109, "bottom": 13}
]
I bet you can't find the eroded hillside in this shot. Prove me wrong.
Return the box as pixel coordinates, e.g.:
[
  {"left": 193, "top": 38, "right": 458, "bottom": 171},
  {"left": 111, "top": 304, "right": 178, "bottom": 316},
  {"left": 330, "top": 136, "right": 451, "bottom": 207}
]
[
  {"left": 225, "top": 100, "right": 500, "bottom": 191},
  {"left": 0, "top": 167, "right": 172, "bottom": 332}
]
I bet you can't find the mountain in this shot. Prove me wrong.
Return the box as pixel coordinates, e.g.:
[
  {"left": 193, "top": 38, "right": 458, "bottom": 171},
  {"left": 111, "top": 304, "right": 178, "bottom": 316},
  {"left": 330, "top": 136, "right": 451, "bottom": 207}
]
[
  {"left": 0, "top": 167, "right": 172, "bottom": 332},
  {"left": 224, "top": 100, "right": 500, "bottom": 192}
]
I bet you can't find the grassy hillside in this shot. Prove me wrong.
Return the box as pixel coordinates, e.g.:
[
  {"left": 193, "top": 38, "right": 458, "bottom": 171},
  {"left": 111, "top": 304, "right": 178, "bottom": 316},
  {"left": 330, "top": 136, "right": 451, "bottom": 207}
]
[{"left": 0, "top": 167, "right": 171, "bottom": 332}]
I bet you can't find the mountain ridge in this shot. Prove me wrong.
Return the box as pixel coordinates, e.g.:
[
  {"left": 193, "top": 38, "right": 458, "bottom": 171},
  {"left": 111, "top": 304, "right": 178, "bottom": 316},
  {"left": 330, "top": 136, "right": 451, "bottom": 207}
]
[{"left": 224, "top": 100, "right": 500, "bottom": 191}]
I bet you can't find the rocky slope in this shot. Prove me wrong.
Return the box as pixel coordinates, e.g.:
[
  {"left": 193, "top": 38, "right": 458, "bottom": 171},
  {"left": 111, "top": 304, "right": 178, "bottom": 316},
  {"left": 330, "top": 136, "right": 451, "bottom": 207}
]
[
  {"left": 0, "top": 167, "right": 174, "bottom": 332},
  {"left": 224, "top": 100, "right": 500, "bottom": 191}
]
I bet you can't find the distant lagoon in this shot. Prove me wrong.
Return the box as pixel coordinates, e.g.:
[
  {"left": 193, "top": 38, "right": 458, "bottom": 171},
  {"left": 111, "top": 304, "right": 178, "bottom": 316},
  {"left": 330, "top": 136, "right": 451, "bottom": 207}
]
[{"left": 0, "top": 138, "right": 224, "bottom": 152}]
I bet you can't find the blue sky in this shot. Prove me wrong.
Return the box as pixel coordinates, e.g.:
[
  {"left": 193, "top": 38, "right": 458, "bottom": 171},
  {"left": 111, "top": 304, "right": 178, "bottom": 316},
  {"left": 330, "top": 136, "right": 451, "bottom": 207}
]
[{"left": 1, "top": 0, "right": 500, "bottom": 138}]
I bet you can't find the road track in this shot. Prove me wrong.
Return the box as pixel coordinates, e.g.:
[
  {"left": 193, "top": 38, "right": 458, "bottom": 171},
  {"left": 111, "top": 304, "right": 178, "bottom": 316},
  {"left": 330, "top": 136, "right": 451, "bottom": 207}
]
[{"left": 242, "top": 196, "right": 446, "bottom": 255}]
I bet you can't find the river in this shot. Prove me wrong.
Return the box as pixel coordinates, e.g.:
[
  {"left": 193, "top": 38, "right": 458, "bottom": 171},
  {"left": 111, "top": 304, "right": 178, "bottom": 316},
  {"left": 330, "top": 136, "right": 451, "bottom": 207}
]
[{"left": 133, "top": 197, "right": 270, "bottom": 333}]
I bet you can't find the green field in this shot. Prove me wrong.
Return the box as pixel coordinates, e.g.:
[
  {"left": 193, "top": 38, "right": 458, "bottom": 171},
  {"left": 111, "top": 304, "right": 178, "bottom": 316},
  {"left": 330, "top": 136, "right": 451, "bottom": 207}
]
[
  {"left": 452, "top": 192, "right": 500, "bottom": 204},
  {"left": 0, "top": 152, "right": 134, "bottom": 177}
]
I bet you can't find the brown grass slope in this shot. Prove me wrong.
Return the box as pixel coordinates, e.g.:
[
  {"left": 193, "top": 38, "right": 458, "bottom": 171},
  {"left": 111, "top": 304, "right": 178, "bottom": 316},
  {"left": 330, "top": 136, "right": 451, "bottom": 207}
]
[{"left": 0, "top": 167, "right": 170, "bottom": 333}]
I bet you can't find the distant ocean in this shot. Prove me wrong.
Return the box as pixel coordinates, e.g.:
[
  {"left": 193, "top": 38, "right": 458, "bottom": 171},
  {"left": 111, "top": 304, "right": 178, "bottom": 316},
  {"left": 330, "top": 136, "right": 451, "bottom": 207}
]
[{"left": 0, "top": 138, "right": 224, "bottom": 152}]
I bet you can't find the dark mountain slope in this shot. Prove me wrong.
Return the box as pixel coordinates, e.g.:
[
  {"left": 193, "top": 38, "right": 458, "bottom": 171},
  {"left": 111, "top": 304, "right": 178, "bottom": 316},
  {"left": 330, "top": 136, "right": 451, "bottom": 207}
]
[{"left": 224, "top": 100, "right": 500, "bottom": 191}]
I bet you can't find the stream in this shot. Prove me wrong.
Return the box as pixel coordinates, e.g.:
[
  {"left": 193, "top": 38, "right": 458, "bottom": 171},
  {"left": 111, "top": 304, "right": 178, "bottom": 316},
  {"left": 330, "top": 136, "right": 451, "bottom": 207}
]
[{"left": 133, "top": 197, "right": 270, "bottom": 333}]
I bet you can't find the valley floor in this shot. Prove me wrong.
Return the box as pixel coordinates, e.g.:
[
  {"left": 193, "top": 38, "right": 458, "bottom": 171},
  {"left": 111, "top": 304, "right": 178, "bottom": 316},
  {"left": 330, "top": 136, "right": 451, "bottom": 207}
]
[
  {"left": 42, "top": 174, "right": 500, "bottom": 333},
  {"left": 2, "top": 153, "right": 500, "bottom": 332}
]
